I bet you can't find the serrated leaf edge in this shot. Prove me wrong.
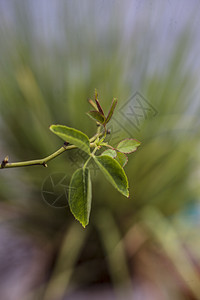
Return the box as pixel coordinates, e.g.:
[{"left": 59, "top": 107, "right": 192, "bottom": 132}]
[
  {"left": 69, "top": 167, "right": 92, "bottom": 228},
  {"left": 93, "top": 155, "right": 129, "bottom": 197},
  {"left": 50, "top": 124, "right": 90, "bottom": 154},
  {"left": 116, "top": 138, "right": 141, "bottom": 154}
]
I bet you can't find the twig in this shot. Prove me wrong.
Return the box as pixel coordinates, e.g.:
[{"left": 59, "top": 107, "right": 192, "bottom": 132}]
[{"left": 0, "top": 131, "right": 102, "bottom": 170}]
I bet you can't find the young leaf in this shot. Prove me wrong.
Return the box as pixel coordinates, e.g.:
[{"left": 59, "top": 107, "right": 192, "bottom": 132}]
[
  {"left": 93, "top": 155, "right": 129, "bottom": 197},
  {"left": 101, "top": 149, "right": 117, "bottom": 158},
  {"left": 105, "top": 98, "right": 117, "bottom": 124},
  {"left": 87, "top": 110, "right": 106, "bottom": 124},
  {"left": 95, "top": 99, "right": 104, "bottom": 115},
  {"left": 94, "top": 89, "right": 104, "bottom": 115},
  {"left": 94, "top": 88, "right": 98, "bottom": 100},
  {"left": 50, "top": 125, "right": 90, "bottom": 154},
  {"left": 69, "top": 167, "right": 92, "bottom": 228},
  {"left": 116, "top": 138, "right": 141, "bottom": 154},
  {"left": 88, "top": 99, "right": 98, "bottom": 110},
  {"left": 115, "top": 152, "right": 128, "bottom": 167}
]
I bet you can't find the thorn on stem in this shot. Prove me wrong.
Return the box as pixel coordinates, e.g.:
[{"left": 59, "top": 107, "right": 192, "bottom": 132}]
[
  {"left": 106, "top": 129, "right": 111, "bottom": 134},
  {"left": 64, "top": 141, "right": 69, "bottom": 148},
  {"left": 1, "top": 156, "right": 9, "bottom": 168},
  {"left": 43, "top": 163, "right": 48, "bottom": 168}
]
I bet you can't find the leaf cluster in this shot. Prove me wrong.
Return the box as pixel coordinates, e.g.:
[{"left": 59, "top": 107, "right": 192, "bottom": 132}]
[{"left": 50, "top": 91, "right": 141, "bottom": 227}]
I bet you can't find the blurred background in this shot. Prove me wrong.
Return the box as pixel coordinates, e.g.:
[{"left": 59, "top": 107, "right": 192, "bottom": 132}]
[{"left": 0, "top": 0, "right": 200, "bottom": 299}]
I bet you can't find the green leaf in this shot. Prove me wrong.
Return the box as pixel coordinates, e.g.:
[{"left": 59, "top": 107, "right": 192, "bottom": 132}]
[
  {"left": 87, "top": 110, "right": 106, "bottom": 124},
  {"left": 93, "top": 155, "right": 129, "bottom": 197},
  {"left": 115, "top": 152, "right": 128, "bottom": 167},
  {"left": 69, "top": 167, "right": 92, "bottom": 228},
  {"left": 94, "top": 89, "right": 104, "bottom": 115},
  {"left": 95, "top": 99, "right": 104, "bottom": 115},
  {"left": 50, "top": 125, "right": 90, "bottom": 154},
  {"left": 88, "top": 99, "right": 98, "bottom": 110},
  {"left": 105, "top": 98, "right": 117, "bottom": 124},
  {"left": 101, "top": 149, "right": 117, "bottom": 158},
  {"left": 94, "top": 88, "right": 98, "bottom": 100},
  {"left": 116, "top": 138, "right": 141, "bottom": 154}
]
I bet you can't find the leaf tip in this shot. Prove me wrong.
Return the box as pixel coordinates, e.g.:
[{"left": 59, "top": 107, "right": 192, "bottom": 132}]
[
  {"left": 49, "top": 124, "right": 56, "bottom": 132},
  {"left": 124, "top": 189, "right": 129, "bottom": 198},
  {"left": 81, "top": 222, "right": 88, "bottom": 229},
  {"left": 105, "top": 97, "right": 118, "bottom": 124},
  {"left": 135, "top": 139, "right": 142, "bottom": 146},
  {"left": 94, "top": 88, "right": 98, "bottom": 99},
  {"left": 71, "top": 212, "right": 89, "bottom": 228},
  {"left": 78, "top": 217, "right": 89, "bottom": 228}
]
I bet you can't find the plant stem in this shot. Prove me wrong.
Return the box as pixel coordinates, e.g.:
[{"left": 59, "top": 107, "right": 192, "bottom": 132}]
[
  {"left": 100, "top": 143, "right": 115, "bottom": 150},
  {"left": 89, "top": 125, "right": 102, "bottom": 143},
  {"left": 83, "top": 146, "right": 99, "bottom": 169},
  {"left": 0, "top": 128, "right": 104, "bottom": 170},
  {"left": 0, "top": 144, "right": 75, "bottom": 169}
]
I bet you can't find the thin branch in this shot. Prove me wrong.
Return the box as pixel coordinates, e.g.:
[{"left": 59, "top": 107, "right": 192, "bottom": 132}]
[
  {"left": 0, "top": 144, "right": 75, "bottom": 169},
  {"left": 0, "top": 130, "right": 103, "bottom": 170}
]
